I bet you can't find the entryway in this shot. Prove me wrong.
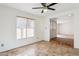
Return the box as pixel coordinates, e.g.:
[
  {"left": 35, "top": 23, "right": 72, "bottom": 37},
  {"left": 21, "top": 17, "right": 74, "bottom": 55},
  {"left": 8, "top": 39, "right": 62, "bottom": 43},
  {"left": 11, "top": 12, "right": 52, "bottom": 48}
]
[{"left": 50, "top": 14, "right": 74, "bottom": 48}]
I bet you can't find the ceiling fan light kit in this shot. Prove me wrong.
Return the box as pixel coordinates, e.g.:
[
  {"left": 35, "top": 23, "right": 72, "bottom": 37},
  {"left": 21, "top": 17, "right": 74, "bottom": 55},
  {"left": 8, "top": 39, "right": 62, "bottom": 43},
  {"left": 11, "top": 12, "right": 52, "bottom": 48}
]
[{"left": 44, "top": 9, "right": 48, "bottom": 12}]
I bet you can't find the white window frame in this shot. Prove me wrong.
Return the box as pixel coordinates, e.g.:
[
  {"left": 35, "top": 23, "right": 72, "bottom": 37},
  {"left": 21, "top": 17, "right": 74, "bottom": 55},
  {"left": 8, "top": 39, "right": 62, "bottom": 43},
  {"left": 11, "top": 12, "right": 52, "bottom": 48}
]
[{"left": 16, "top": 16, "right": 34, "bottom": 40}]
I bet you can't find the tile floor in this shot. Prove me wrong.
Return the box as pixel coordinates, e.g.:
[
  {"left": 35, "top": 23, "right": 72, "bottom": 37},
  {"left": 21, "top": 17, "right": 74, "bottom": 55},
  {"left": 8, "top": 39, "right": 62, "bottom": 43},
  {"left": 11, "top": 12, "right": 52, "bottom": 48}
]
[{"left": 0, "top": 38, "right": 79, "bottom": 56}]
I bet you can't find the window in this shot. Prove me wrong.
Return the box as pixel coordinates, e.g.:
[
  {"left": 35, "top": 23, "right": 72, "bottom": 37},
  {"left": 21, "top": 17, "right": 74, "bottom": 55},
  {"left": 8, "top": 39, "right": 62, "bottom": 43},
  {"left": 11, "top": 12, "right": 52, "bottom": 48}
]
[
  {"left": 16, "top": 16, "right": 34, "bottom": 40},
  {"left": 27, "top": 20, "right": 34, "bottom": 38}
]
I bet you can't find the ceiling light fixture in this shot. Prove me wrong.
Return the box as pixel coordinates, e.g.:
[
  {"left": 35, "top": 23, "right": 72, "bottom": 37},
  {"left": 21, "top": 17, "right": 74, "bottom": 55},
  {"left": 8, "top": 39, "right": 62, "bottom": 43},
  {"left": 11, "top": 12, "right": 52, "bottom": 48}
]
[
  {"left": 67, "top": 13, "right": 73, "bottom": 17},
  {"left": 44, "top": 9, "right": 48, "bottom": 12}
]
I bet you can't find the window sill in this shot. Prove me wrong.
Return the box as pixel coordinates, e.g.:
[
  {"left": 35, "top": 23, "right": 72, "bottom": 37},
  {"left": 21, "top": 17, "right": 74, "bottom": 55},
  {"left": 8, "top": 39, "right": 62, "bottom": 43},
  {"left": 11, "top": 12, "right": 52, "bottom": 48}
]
[{"left": 17, "top": 37, "right": 34, "bottom": 40}]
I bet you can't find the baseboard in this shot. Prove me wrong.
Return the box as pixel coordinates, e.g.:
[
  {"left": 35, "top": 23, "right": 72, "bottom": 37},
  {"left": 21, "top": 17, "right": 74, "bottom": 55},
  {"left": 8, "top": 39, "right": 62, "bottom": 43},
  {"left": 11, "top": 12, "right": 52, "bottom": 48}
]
[{"left": 0, "top": 40, "right": 43, "bottom": 53}]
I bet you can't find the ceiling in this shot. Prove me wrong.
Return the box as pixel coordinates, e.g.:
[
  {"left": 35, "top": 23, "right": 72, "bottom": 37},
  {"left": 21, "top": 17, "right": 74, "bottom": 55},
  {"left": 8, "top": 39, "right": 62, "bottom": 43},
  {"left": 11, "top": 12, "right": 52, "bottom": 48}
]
[{"left": 1, "top": 3, "right": 79, "bottom": 18}]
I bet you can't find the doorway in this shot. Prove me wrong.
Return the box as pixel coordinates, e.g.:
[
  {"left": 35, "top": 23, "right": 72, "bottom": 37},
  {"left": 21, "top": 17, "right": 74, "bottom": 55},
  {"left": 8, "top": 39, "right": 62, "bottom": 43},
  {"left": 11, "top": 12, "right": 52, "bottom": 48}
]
[{"left": 50, "top": 14, "right": 74, "bottom": 48}]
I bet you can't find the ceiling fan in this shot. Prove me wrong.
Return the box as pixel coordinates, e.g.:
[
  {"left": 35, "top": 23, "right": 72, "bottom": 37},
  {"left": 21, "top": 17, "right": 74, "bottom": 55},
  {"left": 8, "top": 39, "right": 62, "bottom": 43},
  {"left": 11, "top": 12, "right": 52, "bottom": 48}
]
[{"left": 32, "top": 3, "right": 58, "bottom": 13}]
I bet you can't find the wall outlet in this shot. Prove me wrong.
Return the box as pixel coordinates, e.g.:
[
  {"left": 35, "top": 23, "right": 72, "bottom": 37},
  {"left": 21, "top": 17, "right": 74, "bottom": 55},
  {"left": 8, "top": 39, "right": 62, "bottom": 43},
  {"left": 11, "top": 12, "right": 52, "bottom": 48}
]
[
  {"left": 37, "top": 37, "right": 39, "bottom": 39},
  {"left": 1, "top": 43, "right": 4, "bottom": 47}
]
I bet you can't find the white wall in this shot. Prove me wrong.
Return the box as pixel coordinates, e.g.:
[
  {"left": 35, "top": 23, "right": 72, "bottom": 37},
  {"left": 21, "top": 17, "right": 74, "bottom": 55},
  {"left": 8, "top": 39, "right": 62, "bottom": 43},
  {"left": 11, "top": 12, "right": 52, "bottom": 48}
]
[
  {"left": 59, "top": 22, "right": 73, "bottom": 35},
  {"left": 0, "top": 5, "right": 43, "bottom": 52},
  {"left": 42, "top": 18, "right": 50, "bottom": 41},
  {"left": 57, "top": 17, "right": 74, "bottom": 35},
  {"left": 74, "top": 9, "right": 79, "bottom": 48}
]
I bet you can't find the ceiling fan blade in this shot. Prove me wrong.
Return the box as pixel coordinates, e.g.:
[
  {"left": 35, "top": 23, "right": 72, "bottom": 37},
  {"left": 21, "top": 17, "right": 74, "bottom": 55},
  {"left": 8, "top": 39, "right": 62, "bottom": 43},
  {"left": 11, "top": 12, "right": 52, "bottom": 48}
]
[
  {"left": 41, "top": 10, "right": 44, "bottom": 13},
  {"left": 32, "top": 7, "right": 43, "bottom": 9},
  {"left": 47, "top": 3, "right": 57, "bottom": 7},
  {"left": 41, "top": 3, "right": 46, "bottom": 7},
  {"left": 48, "top": 8, "right": 55, "bottom": 11}
]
